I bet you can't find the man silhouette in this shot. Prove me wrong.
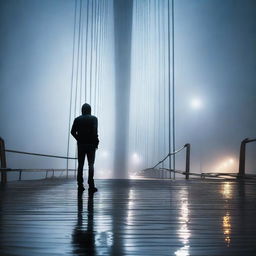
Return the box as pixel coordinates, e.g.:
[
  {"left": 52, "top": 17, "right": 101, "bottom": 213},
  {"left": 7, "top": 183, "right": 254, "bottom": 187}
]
[{"left": 71, "top": 103, "right": 99, "bottom": 192}]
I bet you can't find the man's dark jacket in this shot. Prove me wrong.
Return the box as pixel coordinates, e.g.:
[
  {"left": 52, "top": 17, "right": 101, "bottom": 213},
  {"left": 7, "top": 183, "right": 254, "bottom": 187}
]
[{"left": 71, "top": 104, "right": 99, "bottom": 147}]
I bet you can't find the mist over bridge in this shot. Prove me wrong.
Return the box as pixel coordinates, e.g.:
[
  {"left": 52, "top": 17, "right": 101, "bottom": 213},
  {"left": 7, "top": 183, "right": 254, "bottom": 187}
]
[
  {"left": 1, "top": 0, "right": 256, "bottom": 179},
  {"left": 1, "top": 1, "right": 256, "bottom": 255}
]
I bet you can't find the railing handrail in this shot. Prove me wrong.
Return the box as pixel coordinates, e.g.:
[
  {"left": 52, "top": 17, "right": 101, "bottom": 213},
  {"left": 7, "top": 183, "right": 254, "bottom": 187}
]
[
  {"left": 152, "top": 143, "right": 189, "bottom": 169},
  {"left": 1, "top": 137, "right": 78, "bottom": 184},
  {"left": 0, "top": 168, "right": 77, "bottom": 172},
  {"left": 242, "top": 138, "right": 256, "bottom": 143},
  {"left": 5, "top": 149, "right": 77, "bottom": 160},
  {"left": 141, "top": 137, "right": 256, "bottom": 180}
]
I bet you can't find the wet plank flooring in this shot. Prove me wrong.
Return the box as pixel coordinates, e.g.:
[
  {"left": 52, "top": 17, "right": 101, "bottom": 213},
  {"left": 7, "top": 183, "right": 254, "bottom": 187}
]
[{"left": 0, "top": 178, "right": 256, "bottom": 256}]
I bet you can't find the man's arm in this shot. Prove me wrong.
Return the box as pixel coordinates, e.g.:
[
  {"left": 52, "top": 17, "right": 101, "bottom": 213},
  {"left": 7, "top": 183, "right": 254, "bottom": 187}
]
[
  {"left": 71, "top": 119, "right": 78, "bottom": 141},
  {"left": 93, "top": 118, "right": 99, "bottom": 148}
]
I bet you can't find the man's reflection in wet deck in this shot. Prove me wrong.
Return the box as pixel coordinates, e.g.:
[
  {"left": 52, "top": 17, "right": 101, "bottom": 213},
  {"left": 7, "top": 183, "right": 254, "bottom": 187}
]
[{"left": 72, "top": 191, "right": 95, "bottom": 255}]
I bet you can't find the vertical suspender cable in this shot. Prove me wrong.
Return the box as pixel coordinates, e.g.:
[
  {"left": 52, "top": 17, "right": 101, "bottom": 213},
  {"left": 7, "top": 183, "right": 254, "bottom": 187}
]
[
  {"left": 98, "top": 0, "right": 107, "bottom": 120},
  {"left": 134, "top": 0, "right": 138, "bottom": 153},
  {"left": 95, "top": 0, "right": 100, "bottom": 117},
  {"left": 77, "top": 0, "right": 84, "bottom": 178},
  {"left": 97, "top": 0, "right": 104, "bottom": 118},
  {"left": 157, "top": 0, "right": 161, "bottom": 165},
  {"left": 136, "top": 0, "right": 139, "bottom": 154},
  {"left": 162, "top": 0, "right": 167, "bottom": 170},
  {"left": 74, "top": 0, "right": 82, "bottom": 118},
  {"left": 145, "top": 2, "right": 149, "bottom": 166},
  {"left": 96, "top": 0, "right": 103, "bottom": 117},
  {"left": 84, "top": 0, "right": 89, "bottom": 102},
  {"left": 153, "top": 0, "right": 157, "bottom": 167},
  {"left": 94, "top": 0, "right": 99, "bottom": 114},
  {"left": 167, "top": 0, "right": 172, "bottom": 176},
  {"left": 89, "top": 0, "right": 94, "bottom": 103},
  {"left": 73, "top": 0, "right": 82, "bottom": 174},
  {"left": 172, "top": 0, "right": 176, "bottom": 178},
  {"left": 66, "top": 0, "right": 78, "bottom": 175},
  {"left": 79, "top": 1, "right": 84, "bottom": 109},
  {"left": 147, "top": 0, "right": 150, "bottom": 166}
]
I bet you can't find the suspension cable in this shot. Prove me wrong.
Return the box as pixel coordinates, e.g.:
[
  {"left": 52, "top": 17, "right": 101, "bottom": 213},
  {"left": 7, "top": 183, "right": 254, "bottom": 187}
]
[
  {"left": 171, "top": 0, "right": 176, "bottom": 178},
  {"left": 167, "top": 0, "right": 172, "bottom": 173},
  {"left": 66, "top": 0, "right": 78, "bottom": 171}
]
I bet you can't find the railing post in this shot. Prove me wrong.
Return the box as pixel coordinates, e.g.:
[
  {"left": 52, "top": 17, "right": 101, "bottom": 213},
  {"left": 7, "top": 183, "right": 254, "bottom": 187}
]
[
  {"left": 238, "top": 138, "right": 247, "bottom": 178},
  {"left": 0, "top": 137, "right": 7, "bottom": 184},
  {"left": 185, "top": 144, "right": 190, "bottom": 180},
  {"left": 238, "top": 138, "right": 256, "bottom": 179}
]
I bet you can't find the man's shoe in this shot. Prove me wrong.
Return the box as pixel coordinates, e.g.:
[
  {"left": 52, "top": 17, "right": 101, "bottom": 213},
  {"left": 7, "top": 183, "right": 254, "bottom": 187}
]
[{"left": 88, "top": 187, "right": 98, "bottom": 193}]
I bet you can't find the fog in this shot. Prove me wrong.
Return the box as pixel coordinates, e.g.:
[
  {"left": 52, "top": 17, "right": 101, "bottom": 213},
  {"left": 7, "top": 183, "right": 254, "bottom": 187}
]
[{"left": 0, "top": 0, "right": 255, "bottom": 179}]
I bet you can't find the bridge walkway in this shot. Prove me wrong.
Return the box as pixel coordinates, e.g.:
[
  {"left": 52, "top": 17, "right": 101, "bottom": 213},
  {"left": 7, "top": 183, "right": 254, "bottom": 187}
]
[{"left": 0, "top": 179, "right": 256, "bottom": 256}]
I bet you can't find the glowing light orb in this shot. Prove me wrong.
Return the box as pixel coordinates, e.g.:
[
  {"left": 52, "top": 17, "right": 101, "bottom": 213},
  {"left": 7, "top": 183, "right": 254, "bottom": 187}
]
[
  {"left": 131, "top": 152, "right": 141, "bottom": 164},
  {"left": 190, "top": 98, "right": 202, "bottom": 109},
  {"left": 228, "top": 158, "right": 234, "bottom": 164},
  {"left": 216, "top": 157, "right": 236, "bottom": 173}
]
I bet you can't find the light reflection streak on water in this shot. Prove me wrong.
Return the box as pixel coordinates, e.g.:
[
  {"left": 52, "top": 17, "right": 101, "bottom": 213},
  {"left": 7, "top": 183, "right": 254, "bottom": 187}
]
[
  {"left": 124, "top": 189, "right": 135, "bottom": 248},
  {"left": 127, "top": 189, "right": 135, "bottom": 225},
  {"left": 220, "top": 182, "right": 232, "bottom": 247},
  {"left": 95, "top": 193, "right": 113, "bottom": 247},
  {"left": 222, "top": 182, "right": 232, "bottom": 200},
  {"left": 175, "top": 189, "right": 190, "bottom": 256},
  {"left": 223, "top": 212, "right": 231, "bottom": 247}
]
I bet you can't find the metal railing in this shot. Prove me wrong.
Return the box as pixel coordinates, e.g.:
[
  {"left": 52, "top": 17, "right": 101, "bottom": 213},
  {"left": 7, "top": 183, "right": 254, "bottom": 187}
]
[
  {"left": 198, "top": 138, "right": 256, "bottom": 180},
  {"left": 1, "top": 137, "right": 256, "bottom": 183},
  {"left": 138, "top": 137, "right": 256, "bottom": 180},
  {"left": 0, "top": 137, "right": 7, "bottom": 183},
  {"left": 4, "top": 149, "right": 77, "bottom": 160},
  {"left": 238, "top": 138, "right": 256, "bottom": 178},
  {"left": 0, "top": 137, "right": 77, "bottom": 184},
  {"left": 142, "top": 143, "right": 191, "bottom": 179}
]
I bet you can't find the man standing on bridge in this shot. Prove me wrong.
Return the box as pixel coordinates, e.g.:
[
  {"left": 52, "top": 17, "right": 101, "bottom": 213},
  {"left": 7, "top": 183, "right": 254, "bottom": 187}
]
[{"left": 71, "top": 103, "right": 99, "bottom": 192}]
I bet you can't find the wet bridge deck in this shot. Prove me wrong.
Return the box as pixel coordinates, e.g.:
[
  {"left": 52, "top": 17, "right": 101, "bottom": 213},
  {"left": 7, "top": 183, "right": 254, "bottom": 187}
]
[{"left": 0, "top": 179, "right": 256, "bottom": 256}]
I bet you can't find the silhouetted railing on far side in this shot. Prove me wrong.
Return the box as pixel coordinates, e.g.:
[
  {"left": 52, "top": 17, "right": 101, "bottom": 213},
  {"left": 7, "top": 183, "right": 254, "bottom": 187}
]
[
  {"left": 137, "top": 137, "right": 256, "bottom": 180},
  {"left": 138, "top": 144, "right": 191, "bottom": 180}
]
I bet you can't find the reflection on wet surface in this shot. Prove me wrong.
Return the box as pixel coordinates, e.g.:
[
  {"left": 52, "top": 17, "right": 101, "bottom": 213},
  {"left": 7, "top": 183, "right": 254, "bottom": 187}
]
[
  {"left": 127, "top": 189, "right": 135, "bottom": 226},
  {"left": 175, "top": 189, "right": 190, "bottom": 256},
  {"left": 220, "top": 182, "right": 233, "bottom": 248},
  {"left": 0, "top": 179, "right": 256, "bottom": 255},
  {"left": 221, "top": 182, "right": 233, "bottom": 199},
  {"left": 223, "top": 212, "right": 231, "bottom": 247},
  {"left": 72, "top": 191, "right": 96, "bottom": 255}
]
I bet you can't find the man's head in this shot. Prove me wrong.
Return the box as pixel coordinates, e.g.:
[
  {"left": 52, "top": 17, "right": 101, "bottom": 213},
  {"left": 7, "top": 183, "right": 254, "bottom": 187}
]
[{"left": 82, "top": 103, "right": 91, "bottom": 115}]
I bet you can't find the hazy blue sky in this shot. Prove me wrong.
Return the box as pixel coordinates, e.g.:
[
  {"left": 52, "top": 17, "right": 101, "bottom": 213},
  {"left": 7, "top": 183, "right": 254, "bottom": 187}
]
[
  {"left": 0, "top": 0, "right": 74, "bottom": 168},
  {"left": 174, "top": 0, "right": 256, "bottom": 173}
]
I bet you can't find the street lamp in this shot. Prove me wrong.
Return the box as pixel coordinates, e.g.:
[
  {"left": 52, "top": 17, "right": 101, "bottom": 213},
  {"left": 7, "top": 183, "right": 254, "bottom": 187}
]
[{"left": 190, "top": 98, "right": 202, "bottom": 110}]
